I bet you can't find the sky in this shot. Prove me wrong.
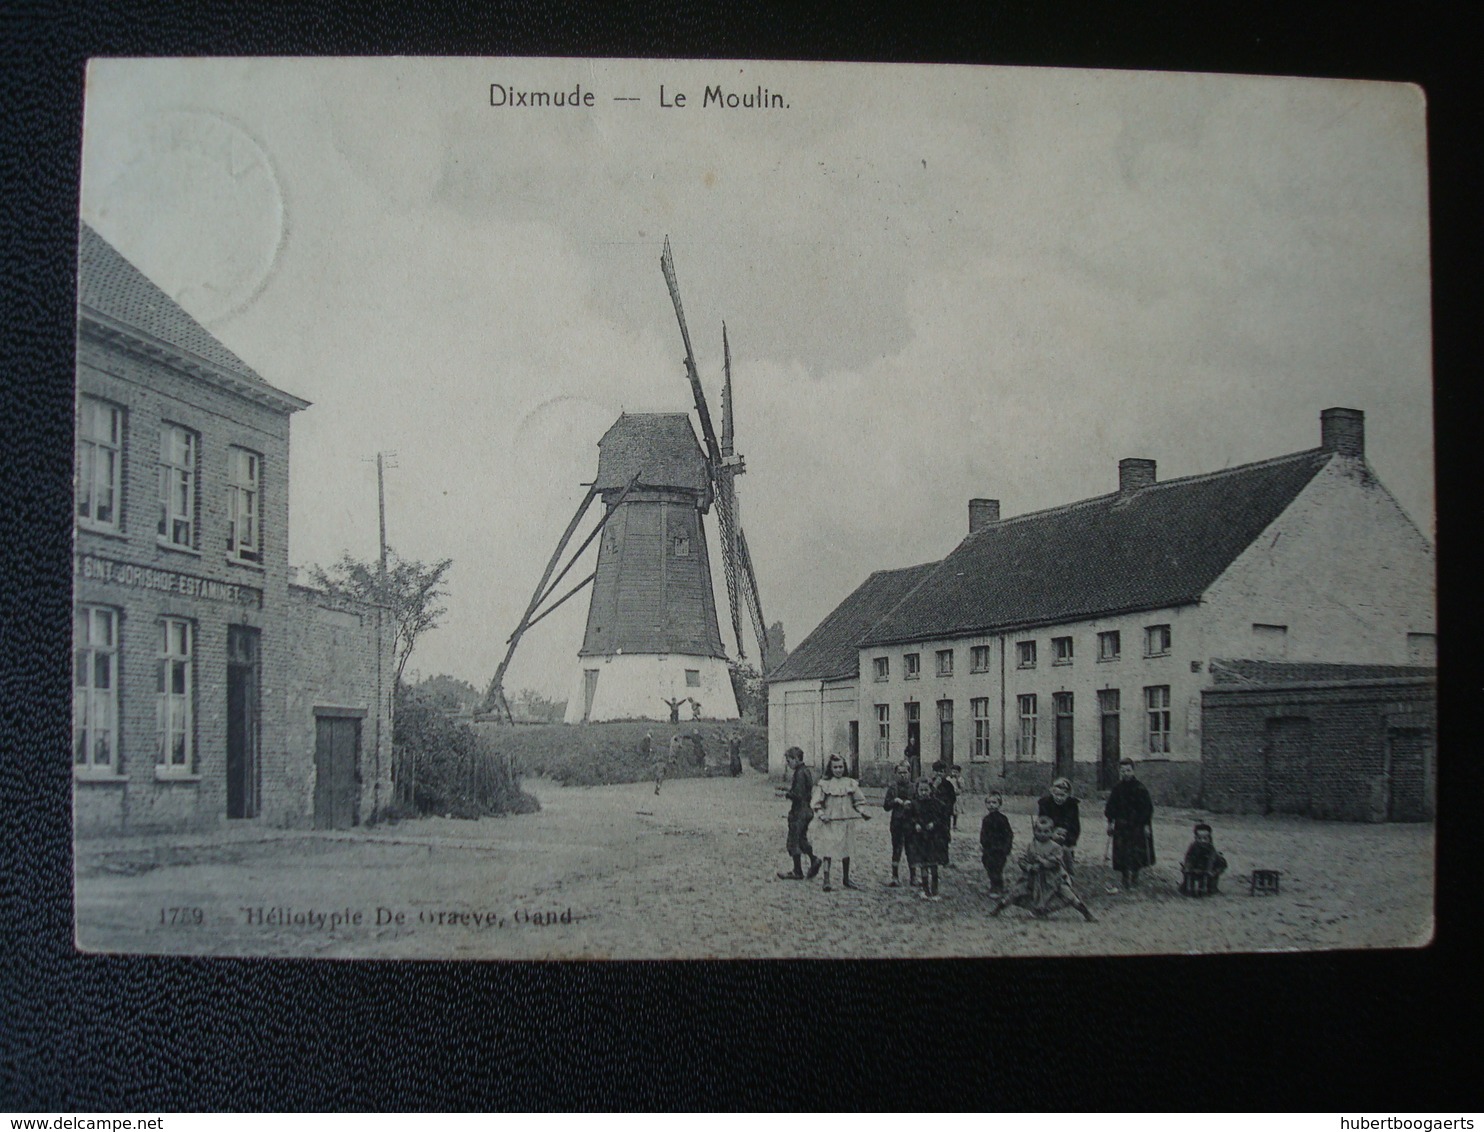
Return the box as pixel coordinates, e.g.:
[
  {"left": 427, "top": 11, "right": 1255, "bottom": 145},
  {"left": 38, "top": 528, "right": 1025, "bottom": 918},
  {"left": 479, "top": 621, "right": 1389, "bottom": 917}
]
[{"left": 79, "top": 59, "right": 1434, "bottom": 700}]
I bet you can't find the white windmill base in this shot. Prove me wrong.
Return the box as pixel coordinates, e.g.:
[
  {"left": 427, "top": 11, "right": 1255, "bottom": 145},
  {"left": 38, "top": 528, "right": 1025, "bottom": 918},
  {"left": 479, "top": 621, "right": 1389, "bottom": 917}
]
[{"left": 564, "top": 653, "right": 740, "bottom": 724}]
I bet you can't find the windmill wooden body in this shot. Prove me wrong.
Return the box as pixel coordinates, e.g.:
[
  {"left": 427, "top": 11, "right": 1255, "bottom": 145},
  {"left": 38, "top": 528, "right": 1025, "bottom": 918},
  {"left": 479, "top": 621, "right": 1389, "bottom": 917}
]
[{"left": 486, "top": 239, "right": 771, "bottom": 724}]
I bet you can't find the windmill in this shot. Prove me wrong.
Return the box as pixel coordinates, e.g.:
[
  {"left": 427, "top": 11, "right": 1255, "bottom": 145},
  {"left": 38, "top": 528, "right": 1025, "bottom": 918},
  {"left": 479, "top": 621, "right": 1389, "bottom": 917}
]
[{"left": 485, "top": 238, "right": 771, "bottom": 724}]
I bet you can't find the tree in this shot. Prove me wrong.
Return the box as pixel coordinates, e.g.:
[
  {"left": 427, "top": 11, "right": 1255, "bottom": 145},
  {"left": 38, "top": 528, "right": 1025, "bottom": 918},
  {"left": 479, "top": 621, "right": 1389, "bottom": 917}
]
[
  {"left": 309, "top": 548, "right": 453, "bottom": 691},
  {"left": 410, "top": 673, "right": 482, "bottom": 714},
  {"left": 512, "top": 688, "right": 566, "bottom": 723}
]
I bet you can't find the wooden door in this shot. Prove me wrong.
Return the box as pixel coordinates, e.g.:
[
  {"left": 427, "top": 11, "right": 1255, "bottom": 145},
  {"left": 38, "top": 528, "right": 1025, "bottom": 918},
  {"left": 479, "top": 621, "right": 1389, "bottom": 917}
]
[
  {"left": 226, "top": 626, "right": 260, "bottom": 820},
  {"left": 582, "top": 669, "right": 599, "bottom": 721},
  {"left": 1098, "top": 690, "right": 1121, "bottom": 790},
  {"left": 937, "top": 700, "right": 954, "bottom": 767},
  {"left": 1262, "top": 716, "right": 1312, "bottom": 816},
  {"left": 314, "top": 715, "right": 361, "bottom": 830},
  {"left": 1053, "top": 692, "right": 1074, "bottom": 780},
  {"left": 1386, "top": 728, "right": 1431, "bottom": 822}
]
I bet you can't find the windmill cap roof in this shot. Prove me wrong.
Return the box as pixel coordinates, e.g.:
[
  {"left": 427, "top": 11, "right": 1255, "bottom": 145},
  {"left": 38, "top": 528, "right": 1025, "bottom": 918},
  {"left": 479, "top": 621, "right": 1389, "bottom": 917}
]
[{"left": 594, "top": 412, "right": 711, "bottom": 493}]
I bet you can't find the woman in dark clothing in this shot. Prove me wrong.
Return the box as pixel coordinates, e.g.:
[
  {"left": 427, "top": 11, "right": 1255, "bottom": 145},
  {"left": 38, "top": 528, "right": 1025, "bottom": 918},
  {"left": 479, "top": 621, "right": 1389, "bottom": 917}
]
[
  {"left": 1036, "top": 776, "right": 1082, "bottom": 874},
  {"left": 1104, "top": 758, "right": 1155, "bottom": 889}
]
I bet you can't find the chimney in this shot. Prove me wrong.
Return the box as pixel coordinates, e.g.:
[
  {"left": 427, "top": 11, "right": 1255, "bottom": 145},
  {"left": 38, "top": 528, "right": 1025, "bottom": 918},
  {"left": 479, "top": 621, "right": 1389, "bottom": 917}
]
[
  {"left": 1118, "top": 458, "right": 1157, "bottom": 494},
  {"left": 969, "top": 498, "right": 1000, "bottom": 533},
  {"left": 1320, "top": 407, "right": 1365, "bottom": 457}
]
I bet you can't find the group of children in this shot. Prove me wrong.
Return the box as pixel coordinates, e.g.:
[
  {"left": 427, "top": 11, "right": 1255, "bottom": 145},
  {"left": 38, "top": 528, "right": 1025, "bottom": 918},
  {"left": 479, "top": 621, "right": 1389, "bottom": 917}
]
[
  {"left": 780, "top": 749, "right": 1230, "bottom": 918},
  {"left": 882, "top": 761, "right": 964, "bottom": 900}
]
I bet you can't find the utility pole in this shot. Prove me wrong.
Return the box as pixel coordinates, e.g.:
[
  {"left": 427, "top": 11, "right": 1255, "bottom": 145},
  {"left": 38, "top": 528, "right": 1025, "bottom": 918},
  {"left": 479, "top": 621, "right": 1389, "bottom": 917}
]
[{"left": 367, "top": 451, "right": 397, "bottom": 818}]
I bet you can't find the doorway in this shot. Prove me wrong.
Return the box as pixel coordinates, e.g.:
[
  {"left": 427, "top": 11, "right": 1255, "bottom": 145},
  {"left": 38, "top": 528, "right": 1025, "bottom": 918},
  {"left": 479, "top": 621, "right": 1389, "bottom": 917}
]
[
  {"left": 314, "top": 713, "right": 362, "bottom": 830},
  {"left": 1262, "top": 716, "right": 1312, "bottom": 815},
  {"left": 937, "top": 700, "right": 954, "bottom": 767},
  {"left": 1097, "top": 689, "right": 1120, "bottom": 789},
  {"left": 1386, "top": 727, "right": 1432, "bottom": 821},
  {"left": 1053, "top": 692, "right": 1074, "bottom": 781},
  {"left": 226, "top": 626, "right": 260, "bottom": 820},
  {"left": 848, "top": 720, "right": 860, "bottom": 779},
  {"left": 582, "top": 669, "right": 600, "bottom": 721}
]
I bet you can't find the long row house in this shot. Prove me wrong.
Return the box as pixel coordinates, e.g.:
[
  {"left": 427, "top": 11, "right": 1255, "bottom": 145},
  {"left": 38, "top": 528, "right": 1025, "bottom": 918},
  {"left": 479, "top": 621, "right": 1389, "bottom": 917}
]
[
  {"left": 768, "top": 409, "right": 1436, "bottom": 821},
  {"left": 74, "top": 225, "right": 395, "bottom": 834}
]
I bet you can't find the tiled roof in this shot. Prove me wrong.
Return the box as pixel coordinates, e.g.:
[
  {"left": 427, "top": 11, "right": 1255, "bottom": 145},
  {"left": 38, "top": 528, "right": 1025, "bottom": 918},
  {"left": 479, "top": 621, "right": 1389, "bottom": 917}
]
[
  {"left": 860, "top": 449, "right": 1334, "bottom": 646},
  {"left": 77, "top": 224, "right": 307, "bottom": 411},
  {"left": 594, "top": 412, "right": 711, "bottom": 494},
  {"left": 1209, "top": 659, "right": 1435, "bottom": 686},
  {"left": 768, "top": 562, "right": 940, "bottom": 683}
]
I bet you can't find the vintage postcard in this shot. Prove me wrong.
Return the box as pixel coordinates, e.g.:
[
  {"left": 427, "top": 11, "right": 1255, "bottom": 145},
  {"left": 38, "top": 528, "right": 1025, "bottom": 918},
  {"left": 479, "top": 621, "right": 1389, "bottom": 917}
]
[{"left": 73, "top": 58, "right": 1435, "bottom": 959}]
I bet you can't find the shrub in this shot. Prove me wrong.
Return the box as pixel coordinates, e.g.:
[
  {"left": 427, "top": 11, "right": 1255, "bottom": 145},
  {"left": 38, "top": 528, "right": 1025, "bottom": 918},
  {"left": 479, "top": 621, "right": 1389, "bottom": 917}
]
[
  {"left": 392, "top": 687, "right": 540, "bottom": 817},
  {"left": 470, "top": 720, "right": 769, "bottom": 787}
]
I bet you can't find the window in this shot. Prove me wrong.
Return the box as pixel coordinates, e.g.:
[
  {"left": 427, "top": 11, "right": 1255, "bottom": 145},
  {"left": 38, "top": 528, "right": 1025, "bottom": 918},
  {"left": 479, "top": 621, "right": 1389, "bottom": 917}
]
[
  {"left": 157, "top": 618, "right": 194, "bottom": 774},
  {"left": 1052, "top": 636, "right": 1074, "bottom": 665},
  {"left": 1407, "top": 632, "right": 1436, "bottom": 665},
  {"left": 672, "top": 535, "right": 690, "bottom": 557},
  {"left": 970, "top": 645, "right": 991, "bottom": 673},
  {"left": 872, "top": 656, "right": 890, "bottom": 682},
  {"left": 74, "top": 606, "right": 119, "bottom": 775},
  {"left": 1098, "top": 630, "right": 1121, "bottom": 661},
  {"left": 1017, "top": 694, "right": 1037, "bottom": 759},
  {"left": 936, "top": 649, "right": 954, "bottom": 677},
  {"left": 904, "top": 652, "right": 920, "bottom": 680},
  {"left": 1016, "top": 640, "right": 1037, "bottom": 669},
  {"left": 684, "top": 669, "right": 701, "bottom": 687},
  {"left": 971, "top": 697, "right": 991, "bottom": 760},
  {"left": 875, "top": 704, "right": 891, "bottom": 757},
  {"left": 1144, "top": 624, "right": 1172, "bottom": 657},
  {"left": 227, "top": 447, "right": 263, "bottom": 563},
  {"left": 77, "top": 397, "right": 123, "bottom": 531},
  {"left": 1252, "top": 623, "right": 1289, "bottom": 659},
  {"left": 1145, "top": 685, "right": 1171, "bottom": 754},
  {"left": 1098, "top": 688, "right": 1121, "bottom": 715},
  {"left": 158, "top": 425, "right": 197, "bottom": 548}
]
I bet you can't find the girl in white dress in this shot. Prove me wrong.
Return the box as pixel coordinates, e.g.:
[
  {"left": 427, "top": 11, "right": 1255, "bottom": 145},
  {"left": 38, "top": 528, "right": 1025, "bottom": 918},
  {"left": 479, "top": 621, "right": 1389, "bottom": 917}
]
[{"left": 811, "top": 753, "right": 872, "bottom": 891}]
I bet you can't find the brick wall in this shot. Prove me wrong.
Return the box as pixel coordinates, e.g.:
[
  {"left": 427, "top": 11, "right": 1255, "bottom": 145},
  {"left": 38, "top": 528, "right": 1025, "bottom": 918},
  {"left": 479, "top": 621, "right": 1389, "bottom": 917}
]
[
  {"left": 1201, "top": 677, "right": 1436, "bottom": 821},
  {"left": 284, "top": 585, "right": 397, "bottom": 827},
  {"left": 74, "top": 335, "right": 296, "bottom": 833}
]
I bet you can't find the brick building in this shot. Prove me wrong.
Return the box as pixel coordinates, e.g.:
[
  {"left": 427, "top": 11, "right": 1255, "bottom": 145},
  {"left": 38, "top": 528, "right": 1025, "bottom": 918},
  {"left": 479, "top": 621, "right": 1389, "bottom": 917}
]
[
  {"left": 74, "top": 225, "right": 394, "bottom": 833},
  {"left": 1200, "top": 661, "right": 1436, "bottom": 822},
  {"left": 767, "top": 409, "right": 1436, "bottom": 815}
]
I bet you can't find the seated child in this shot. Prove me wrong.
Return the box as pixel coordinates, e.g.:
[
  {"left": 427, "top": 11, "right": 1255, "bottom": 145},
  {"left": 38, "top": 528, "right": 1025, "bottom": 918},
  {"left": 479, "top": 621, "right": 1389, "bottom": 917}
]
[
  {"left": 979, "top": 792, "right": 1013, "bottom": 894},
  {"left": 1180, "top": 822, "right": 1228, "bottom": 896},
  {"left": 991, "top": 815, "right": 1096, "bottom": 922}
]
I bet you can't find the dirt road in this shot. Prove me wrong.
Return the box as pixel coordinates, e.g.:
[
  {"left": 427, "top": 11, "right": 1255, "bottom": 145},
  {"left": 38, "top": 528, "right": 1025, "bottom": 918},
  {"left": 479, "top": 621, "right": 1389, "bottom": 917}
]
[{"left": 74, "top": 773, "right": 1434, "bottom": 959}]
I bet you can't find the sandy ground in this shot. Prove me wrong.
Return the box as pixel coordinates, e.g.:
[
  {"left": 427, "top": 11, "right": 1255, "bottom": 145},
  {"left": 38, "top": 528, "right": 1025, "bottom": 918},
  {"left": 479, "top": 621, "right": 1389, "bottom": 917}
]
[{"left": 74, "top": 770, "right": 1435, "bottom": 959}]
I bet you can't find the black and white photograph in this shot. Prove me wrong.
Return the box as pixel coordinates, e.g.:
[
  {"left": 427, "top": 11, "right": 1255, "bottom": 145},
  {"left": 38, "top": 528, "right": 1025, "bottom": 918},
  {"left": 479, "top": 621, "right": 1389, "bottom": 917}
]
[{"left": 71, "top": 57, "right": 1436, "bottom": 960}]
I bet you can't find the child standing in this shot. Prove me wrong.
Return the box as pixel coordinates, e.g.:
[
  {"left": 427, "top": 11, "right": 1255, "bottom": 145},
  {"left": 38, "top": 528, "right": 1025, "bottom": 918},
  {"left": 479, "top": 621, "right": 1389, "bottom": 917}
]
[
  {"left": 979, "top": 792, "right": 1014, "bottom": 895},
  {"left": 1180, "top": 822, "right": 1229, "bottom": 896},
  {"left": 949, "top": 766, "right": 965, "bottom": 831},
  {"left": 882, "top": 763, "right": 915, "bottom": 888},
  {"left": 991, "top": 815, "right": 1096, "bottom": 921},
  {"left": 906, "top": 779, "right": 949, "bottom": 900},
  {"left": 931, "top": 762, "right": 957, "bottom": 867}
]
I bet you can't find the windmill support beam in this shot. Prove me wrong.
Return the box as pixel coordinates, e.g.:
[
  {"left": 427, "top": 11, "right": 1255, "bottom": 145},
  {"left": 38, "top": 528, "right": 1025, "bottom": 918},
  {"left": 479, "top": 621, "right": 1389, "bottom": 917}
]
[{"left": 486, "top": 475, "right": 641, "bottom": 720}]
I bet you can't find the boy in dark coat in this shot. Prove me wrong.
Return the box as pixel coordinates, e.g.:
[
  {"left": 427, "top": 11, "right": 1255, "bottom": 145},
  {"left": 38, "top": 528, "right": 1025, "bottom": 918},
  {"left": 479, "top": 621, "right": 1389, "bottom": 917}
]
[
  {"left": 1104, "top": 758, "right": 1155, "bottom": 889},
  {"left": 906, "top": 779, "right": 949, "bottom": 900},
  {"left": 882, "top": 763, "right": 916, "bottom": 888},
  {"left": 1180, "top": 822, "right": 1228, "bottom": 896},
  {"left": 979, "top": 792, "right": 1014, "bottom": 894},
  {"left": 931, "top": 763, "right": 957, "bottom": 866},
  {"left": 776, "top": 746, "right": 821, "bottom": 880}
]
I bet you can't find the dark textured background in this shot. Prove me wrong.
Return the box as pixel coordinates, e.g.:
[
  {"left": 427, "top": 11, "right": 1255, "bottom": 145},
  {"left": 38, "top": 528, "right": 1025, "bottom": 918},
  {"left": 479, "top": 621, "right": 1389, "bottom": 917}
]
[{"left": 2, "top": 1, "right": 1477, "bottom": 1111}]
